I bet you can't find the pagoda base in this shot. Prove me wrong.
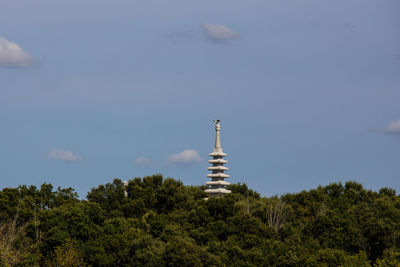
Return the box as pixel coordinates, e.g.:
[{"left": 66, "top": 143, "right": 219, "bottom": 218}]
[{"left": 205, "top": 188, "right": 231, "bottom": 197}]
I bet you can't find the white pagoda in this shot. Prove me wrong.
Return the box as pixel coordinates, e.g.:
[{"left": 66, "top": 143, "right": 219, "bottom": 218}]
[{"left": 205, "top": 120, "right": 231, "bottom": 197}]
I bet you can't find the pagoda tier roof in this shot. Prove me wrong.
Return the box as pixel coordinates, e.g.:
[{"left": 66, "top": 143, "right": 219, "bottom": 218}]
[
  {"left": 208, "top": 159, "right": 227, "bottom": 164},
  {"left": 208, "top": 166, "right": 229, "bottom": 171},
  {"left": 206, "top": 180, "right": 230, "bottom": 186},
  {"left": 205, "top": 188, "right": 231, "bottom": 194},
  {"left": 207, "top": 173, "right": 230, "bottom": 178},
  {"left": 209, "top": 151, "right": 227, "bottom": 157}
]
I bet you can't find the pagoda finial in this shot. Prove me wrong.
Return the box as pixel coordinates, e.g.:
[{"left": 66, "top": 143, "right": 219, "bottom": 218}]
[{"left": 213, "top": 119, "right": 222, "bottom": 153}]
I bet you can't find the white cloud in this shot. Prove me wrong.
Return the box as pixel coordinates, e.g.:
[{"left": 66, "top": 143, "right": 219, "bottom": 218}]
[
  {"left": 47, "top": 149, "right": 82, "bottom": 162},
  {"left": 166, "top": 149, "right": 203, "bottom": 166},
  {"left": 201, "top": 23, "right": 239, "bottom": 42},
  {"left": 0, "top": 37, "right": 34, "bottom": 68},
  {"left": 384, "top": 120, "right": 400, "bottom": 135},
  {"left": 135, "top": 157, "right": 150, "bottom": 165}
]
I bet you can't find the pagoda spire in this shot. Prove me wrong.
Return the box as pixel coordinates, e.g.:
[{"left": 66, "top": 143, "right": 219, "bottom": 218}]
[
  {"left": 214, "top": 120, "right": 222, "bottom": 152},
  {"left": 205, "top": 120, "right": 231, "bottom": 197}
]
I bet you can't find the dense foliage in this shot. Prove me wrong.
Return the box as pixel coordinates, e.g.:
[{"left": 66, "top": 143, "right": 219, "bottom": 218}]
[{"left": 1, "top": 175, "right": 399, "bottom": 266}]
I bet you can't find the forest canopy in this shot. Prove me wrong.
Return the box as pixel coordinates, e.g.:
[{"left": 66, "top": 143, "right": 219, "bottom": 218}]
[{"left": 0, "top": 175, "right": 399, "bottom": 266}]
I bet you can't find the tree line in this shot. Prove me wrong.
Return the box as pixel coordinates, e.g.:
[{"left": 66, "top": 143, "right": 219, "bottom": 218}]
[{"left": 0, "top": 175, "right": 399, "bottom": 266}]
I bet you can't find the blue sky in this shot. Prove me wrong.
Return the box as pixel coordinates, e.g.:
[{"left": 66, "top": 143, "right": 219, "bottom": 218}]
[{"left": 0, "top": 0, "right": 399, "bottom": 198}]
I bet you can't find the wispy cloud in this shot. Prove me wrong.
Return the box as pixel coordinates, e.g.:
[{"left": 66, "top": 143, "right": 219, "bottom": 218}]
[
  {"left": 384, "top": 120, "right": 400, "bottom": 135},
  {"left": 47, "top": 149, "right": 82, "bottom": 162},
  {"left": 0, "top": 37, "right": 34, "bottom": 68},
  {"left": 135, "top": 157, "right": 150, "bottom": 165},
  {"left": 201, "top": 23, "right": 239, "bottom": 42},
  {"left": 166, "top": 149, "right": 202, "bottom": 166}
]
